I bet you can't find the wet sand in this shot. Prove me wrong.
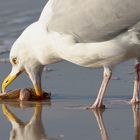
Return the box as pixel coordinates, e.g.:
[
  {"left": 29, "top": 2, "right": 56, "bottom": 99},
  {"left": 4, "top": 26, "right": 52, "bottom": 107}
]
[{"left": 0, "top": 61, "right": 139, "bottom": 140}]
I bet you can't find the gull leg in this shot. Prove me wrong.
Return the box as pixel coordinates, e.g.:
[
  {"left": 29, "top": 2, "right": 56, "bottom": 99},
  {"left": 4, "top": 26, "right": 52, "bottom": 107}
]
[
  {"left": 89, "top": 67, "right": 112, "bottom": 109},
  {"left": 131, "top": 59, "right": 140, "bottom": 104}
]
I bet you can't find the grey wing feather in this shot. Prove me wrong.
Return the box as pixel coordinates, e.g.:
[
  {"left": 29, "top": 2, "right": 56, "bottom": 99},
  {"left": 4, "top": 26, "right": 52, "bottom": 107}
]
[{"left": 47, "top": 0, "right": 140, "bottom": 42}]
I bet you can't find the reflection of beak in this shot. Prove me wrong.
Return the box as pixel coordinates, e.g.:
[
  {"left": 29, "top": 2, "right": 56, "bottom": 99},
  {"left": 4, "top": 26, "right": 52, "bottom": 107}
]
[
  {"left": 2, "top": 103, "right": 42, "bottom": 125},
  {"left": 2, "top": 104, "right": 18, "bottom": 123},
  {"left": 2, "top": 72, "right": 21, "bottom": 93}
]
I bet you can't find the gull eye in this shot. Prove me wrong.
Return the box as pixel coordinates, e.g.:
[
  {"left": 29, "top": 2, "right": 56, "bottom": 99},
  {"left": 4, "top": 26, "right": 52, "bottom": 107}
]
[{"left": 12, "top": 57, "right": 18, "bottom": 65}]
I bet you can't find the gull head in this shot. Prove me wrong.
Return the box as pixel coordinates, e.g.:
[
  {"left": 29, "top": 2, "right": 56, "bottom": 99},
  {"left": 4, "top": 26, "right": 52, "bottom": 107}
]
[{"left": 2, "top": 22, "right": 46, "bottom": 98}]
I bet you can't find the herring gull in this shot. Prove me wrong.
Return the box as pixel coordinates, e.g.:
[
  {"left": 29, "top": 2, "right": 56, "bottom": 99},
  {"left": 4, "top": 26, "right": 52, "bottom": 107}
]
[{"left": 2, "top": 0, "right": 140, "bottom": 108}]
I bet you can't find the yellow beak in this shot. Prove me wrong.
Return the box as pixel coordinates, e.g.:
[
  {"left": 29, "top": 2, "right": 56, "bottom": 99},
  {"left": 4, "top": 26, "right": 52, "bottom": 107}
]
[
  {"left": 33, "top": 83, "right": 43, "bottom": 98},
  {"left": 2, "top": 66, "right": 43, "bottom": 98},
  {"left": 2, "top": 72, "right": 43, "bottom": 98},
  {"left": 2, "top": 72, "right": 20, "bottom": 93}
]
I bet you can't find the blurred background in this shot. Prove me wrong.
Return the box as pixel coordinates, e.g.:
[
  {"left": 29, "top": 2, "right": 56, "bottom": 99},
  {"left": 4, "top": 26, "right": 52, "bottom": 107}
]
[{"left": 0, "top": 0, "right": 46, "bottom": 55}]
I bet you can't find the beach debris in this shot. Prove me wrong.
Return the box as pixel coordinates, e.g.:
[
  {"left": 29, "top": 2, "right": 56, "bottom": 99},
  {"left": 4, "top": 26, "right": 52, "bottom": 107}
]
[{"left": 0, "top": 88, "right": 51, "bottom": 101}]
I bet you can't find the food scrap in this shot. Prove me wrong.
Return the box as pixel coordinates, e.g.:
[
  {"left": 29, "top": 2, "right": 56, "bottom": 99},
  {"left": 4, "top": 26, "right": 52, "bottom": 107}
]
[{"left": 0, "top": 88, "right": 51, "bottom": 101}]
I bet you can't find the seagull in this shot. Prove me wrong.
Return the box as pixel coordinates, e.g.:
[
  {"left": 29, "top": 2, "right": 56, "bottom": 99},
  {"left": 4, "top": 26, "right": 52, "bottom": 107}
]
[{"left": 2, "top": 0, "right": 140, "bottom": 108}]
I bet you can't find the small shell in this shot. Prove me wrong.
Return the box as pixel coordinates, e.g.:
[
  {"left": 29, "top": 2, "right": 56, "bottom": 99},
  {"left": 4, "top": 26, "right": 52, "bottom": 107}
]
[{"left": 19, "top": 88, "right": 31, "bottom": 101}]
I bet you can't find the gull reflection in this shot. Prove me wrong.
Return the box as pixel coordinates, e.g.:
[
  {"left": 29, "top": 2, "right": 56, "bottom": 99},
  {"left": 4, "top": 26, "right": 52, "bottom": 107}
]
[
  {"left": 93, "top": 105, "right": 140, "bottom": 140},
  {"left": 93, "top": 109, "right": 109, "bottom": 140},
  {"left": 132, "top": 104, "right": 140, "bottom": 140},
  {"left": 2, "top": 102, "right": 55, "bottom": 140}
]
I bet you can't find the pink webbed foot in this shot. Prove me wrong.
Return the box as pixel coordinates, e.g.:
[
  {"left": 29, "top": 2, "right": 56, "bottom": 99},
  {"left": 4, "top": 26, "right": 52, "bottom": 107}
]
[
  {"left": 130, "top": 98, "right": 139, "bottom": 104},
  {"left": 87, "top": 103, "right": 106, "bottom": 110}
]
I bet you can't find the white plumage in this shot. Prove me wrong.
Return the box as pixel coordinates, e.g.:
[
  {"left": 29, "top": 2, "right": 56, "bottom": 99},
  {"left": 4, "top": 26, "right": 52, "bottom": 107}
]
[{"left": 2, "top": 0, "right": 140, "bottom": 108}]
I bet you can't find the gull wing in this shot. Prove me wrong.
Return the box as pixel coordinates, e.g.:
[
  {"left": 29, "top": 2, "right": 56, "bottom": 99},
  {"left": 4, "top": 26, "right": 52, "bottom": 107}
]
[{"left": 41, "top": 0, "right": 140, "bottom": 42}]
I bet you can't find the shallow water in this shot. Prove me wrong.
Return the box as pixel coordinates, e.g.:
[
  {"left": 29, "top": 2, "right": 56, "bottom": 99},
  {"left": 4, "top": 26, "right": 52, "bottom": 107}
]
[
  {"left": 0, "top": 94, "right": 139, "bottom": 140},
  {"left": 0, "top": 0, "right": 139, "bottom": 140},
  {"left": 0, "top": 60, "right": 138, "bottom": 140}
]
